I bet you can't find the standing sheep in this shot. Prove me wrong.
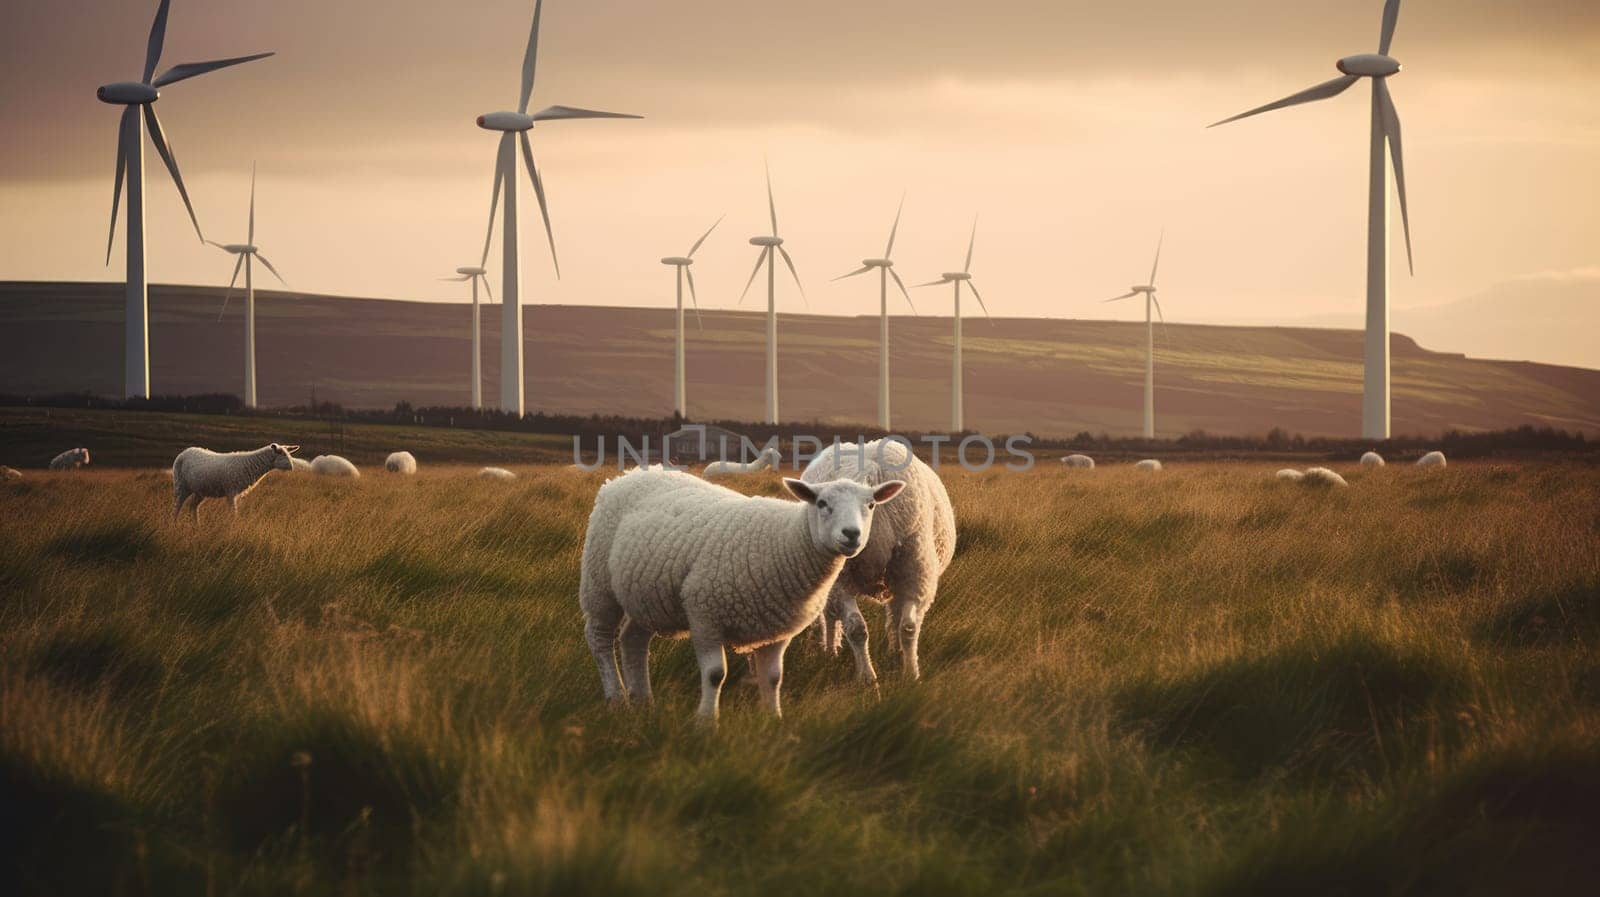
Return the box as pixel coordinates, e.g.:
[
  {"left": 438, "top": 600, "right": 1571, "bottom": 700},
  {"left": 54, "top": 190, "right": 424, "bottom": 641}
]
[
  {"left": 801, "top": 439, "right": 956, "bottom": 684},
  {"left": 1417, "top": 451, "right": 1447, "bottom": 469},
  {"left": 49, "top": 448, "right": 91, "bottom": 470},
  {"left": 310, "top": 455, "right": 360, "bottom": 478},
  {"left": 172, "top": 443, "right": 299, "bottom": 519},
  {"left": 702, "top": 446, "right": 782, "bottom": 479},
  {"left": 1135, "top": 459, "right": 1163, "bottom": 472},
  {"left": 1061, "top": 454, "right": 1096, "bottom": 469},
  {"left": 579, "top": 467, "right": 905, "bottom": 721},
  {"left": 385, "top": 451, "right": 418, "bottom": 475},
  {"left": 1360, "top": 451, "right": 1386, "bottom": 468}
]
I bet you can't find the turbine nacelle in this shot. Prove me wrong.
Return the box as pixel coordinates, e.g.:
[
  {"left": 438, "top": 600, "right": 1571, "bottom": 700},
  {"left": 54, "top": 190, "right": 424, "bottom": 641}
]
[
  {"left": 1134, "top": 285, "right": 1156, "bottom": 294},
  {"left": 1337, "top": 54, "right": 1401, "bottom": 77},
  {"left": 456, "top": 266, "right": 487, "bottom": 276},
  {"left": 97, "top": 82, "right": 159, "bottom": 105},
  {"left": 750, "top": 236, "right": 785, "bottom": 248},
  {"left": 863, "top": 258, "right": 893, "bottom": 268},
  {"left": 222, "top": 244, "right": 257, "bottom": 254},
  {"left": 661, "top": 256, "right": 695, "bottom": 266},
  {"left": 476, "top": 111, "right": 536, "bottom": 132},
  {"left": 942, "top": 272, "right": 972, "bottom": 282}
]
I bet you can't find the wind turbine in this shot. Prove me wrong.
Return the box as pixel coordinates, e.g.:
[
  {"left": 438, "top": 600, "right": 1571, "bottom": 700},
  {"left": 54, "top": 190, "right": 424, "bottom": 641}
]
[
  {"left": 440, "top": 265, "right": 494, "bottom": 410},
  {"left": 477, "top": 0, "right": 641, "bottom": 416},
  {"left": 738, "top": 165, "right": 806, "bottom": 425},
  {"left": 209, "top": 166, "right": 286, "bottom": 409},
  {"left": 916, "top": 218, "right": 992, "bottom": 433},
  {"left": 1103, "top": 235, "right": 1168, "bottom": 439},
  {"left": 1210, "top": 0, "right": 1414, "bottom": 440},
  {"left": 661, "top": 217, "right": 721, "bottom": 418},
  {"left": 835, "top": 195, "right": 917, "bottom": 430},
  {"left": 98, "top": 0, "right": 274, "bottom": 398}
]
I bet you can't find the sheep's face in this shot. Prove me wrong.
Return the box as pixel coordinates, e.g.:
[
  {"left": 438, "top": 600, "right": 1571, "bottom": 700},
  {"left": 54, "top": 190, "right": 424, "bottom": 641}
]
[
  {"left": 784, "top": 478, "right": 907, "bottom": 558},
  {"left": 269, "top": 443, "right": 301, "bottom": 472}
]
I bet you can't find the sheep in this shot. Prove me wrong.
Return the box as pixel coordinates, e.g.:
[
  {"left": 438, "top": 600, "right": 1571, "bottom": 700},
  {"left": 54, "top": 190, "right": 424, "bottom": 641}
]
[
  {"left": 310, "top": 455, "right": 360, "bottom": 478},
  {"left": 1360, "top": 451, "right": 1386, "bottom": 468},
  {"left": 801, "top": 439, "right": 956, "bottom": 684},
  {"left": 1276, "top": 469, "right": 1305, "bottom": 482},
  {"left": 701, "top": 446, "right": 782, "bottom": 479},
  {"left": 1135, "top": 459, "right": 1163, "bottom": 472},
  {"left": 579, "top": 466, "right": 906, "bottom": 721},
  {"left": 480, "top": 467, "right": 517, "bottom": 481},
  {"left": 385, "top": 451, "right": 418, "bottom": 475},
  {"left": 1, "top": 465, "right": 21, "bottom": 481},
  {"left": 290, "top": 457, "right": 312, "bottom": 472},
  {"left": 171, "top": 443, "right": 299, "bottom": 519},
  {"left": 1417, "top": 451, "right": 1447, "bottom": 469},
  {"left": 49, "top": 448, "right": 91, "bottom": 470},
  {"left": 1061, "top": 454, "right": 1096, "bottom": 469},
  {"left": 1302, "top": 467, "right": 1350, "bottom": 488}
]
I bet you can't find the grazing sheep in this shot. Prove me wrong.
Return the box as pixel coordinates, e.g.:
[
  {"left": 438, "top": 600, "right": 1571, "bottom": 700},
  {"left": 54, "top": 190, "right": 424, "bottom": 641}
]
[
  {"left": 385, "top": 451, "right": 418, "bottom": 475},
  {"left": 802, "top": 439, "right": 957, "bottom": 684},
  {"left": 579, "top": 467, "right": 906, "bottom": 721},
  {"left": 1360, "top": 451, "right": 1386, "bottom": 468},
  {"left": 310, "top": 455, "right": 360, "bottom": 478},
  {"left": 1276, "top": 469, "right": 1305, "bottom": 482},
  {"left": 49, "top": 448, "right": 91, "bottom": 470},
  {"left": 702, "top": 446, "right": 782, "bottom": 479},
  {"left": 1417, "top": 451, "right": 1447, "bottom": 469},
  {"left": 480, "top": 467, "right": 517, "bottom": 481},
  {"left": 1061, "top": 454, "right": 1096, "bottom": 469},
  {"left": 1302, "top": 467, "right": 1350, "bottom": 488},
  {"left": 290, "top": 457, "right": 312, "bottom": 472},
  {"left": 1, "top": 465, "right": 21, "bottom": 481},
  {"left": 1135, "top": 459, "right": 1163, "bottom": 472},
  {"left": 172, "top": 443, "right": 299, "bottom": 519}
]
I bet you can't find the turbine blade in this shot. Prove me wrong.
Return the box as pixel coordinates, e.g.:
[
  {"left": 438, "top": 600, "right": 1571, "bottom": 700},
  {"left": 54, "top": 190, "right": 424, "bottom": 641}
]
[
  {"left": 106, "top": 108, "right": 132, "bottom": 265},
  {"left": 766, "top": 159, "right": 778, "bottom": 235},
  {"left": 255, "top": 252, "right": 287, "bottom": 286},
  {"left": 1104, "top": 292, "right": 1139, "bottom": 303},
  {"left": 1376, "top": 79, "right": 1415, "bottom": 275},
  {"left": 153, "top": 53, "right": 275, "bottom": 88},
  {"left": 520, "top": 131, "right": 560, "bottom": 279},
  {"left": 738, "top": 247, "right": 769, "bottom": 305},
  {"left": 777, "top": 245, "right": 806, "bottom": 308},
  {"left": 968, "top": 280, "right": 995, "bottom": 325},
  {"left": 530, "top": 105, "right": 643, "bottom": 122},
  {"left": 143, "top": 105, "right": 202, "bottom": 242},
  {"left": 1209, "top": 75, "right": 1360, "bottom": 128},
  {"left": 217, "top": 253, "right": 244, "bottom": 322},
  {"left": 885, "top": 191, "right": 906, "bottom": 258},
  {"left": 248, "top": 163, "right": 256, "bottom": 245},
  {"left": 518, "top": 0, "right": 543, "bottom": 114},
  {"left": 480, "top": 273, "right": 494, "bottom": 303},
  {"left": 440, "top": 275, "right": 473, "bottom": 282},
  {"left": 889, "top": 268, "right": 918, "bottom": 315},
  {"left": 205, "top": 240, "right": 230, "bottom": 251},
  {"left": 1152, "top": 294, "right": 1171, "bottom": 347},
  {"left": 913, "top": 278, "right": 947, "bottom": 289},
  {"left": 964, "top": 216, "right": 978, "bottom": 273},
  {"left": 481, "top": 139, "right": 508, "bottom": 268},
  {"left": 1149, "top": 229, "right": 1165, "bottom": 286},
  {"left": 687, "top": 215, "right": 722, "bottom": 258},
  {"left": 143, "top": 0, "right": 171, "bottom": 84},
  {"left": 686, "top": 266, "right": 704, "bottom": 330},
  {"left": 1379, "top": 0, "right": 1402, "bottom": 56},
  {"left": 833, "top": 266, "right": 872, "bottom": 282}
]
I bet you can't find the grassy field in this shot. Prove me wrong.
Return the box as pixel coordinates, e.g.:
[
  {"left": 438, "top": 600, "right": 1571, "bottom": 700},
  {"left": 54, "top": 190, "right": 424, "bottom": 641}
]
[{"left": 2, "top": 460, "right": 1597, "bottom": 895}]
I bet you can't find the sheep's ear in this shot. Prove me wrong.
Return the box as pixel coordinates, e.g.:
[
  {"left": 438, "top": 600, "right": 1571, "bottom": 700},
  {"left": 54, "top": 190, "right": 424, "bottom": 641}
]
[
  {"left": 283, "top": 444, "right": 300, "bottom": 454},
  {"left": 270, "top": 443, "right": 280, "bottom": 452},
  {"left": 783, "top": 478, "right": 819, "bottom": 504},
  {"left": 873, "top": 480, "right": 907, "bottom": 504}
]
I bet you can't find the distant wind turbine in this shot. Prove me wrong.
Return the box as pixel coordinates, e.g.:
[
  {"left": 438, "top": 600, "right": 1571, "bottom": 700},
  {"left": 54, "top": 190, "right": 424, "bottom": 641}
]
[
  {"left": 916, "top": 218, "right": 992, "bottom": 433},
  {"left": 661, "top": 217, "right": 721, "bottom": 418},
  {"left": 440, "top": 265, "right": 494, "bottom": 410},
  {"left": 477, "top": 0, "right": 641, "bottom": 416},
  {"left": 210, "top": 166, "right": 286, "bottom": 410},
  {"left": 1103, "top": 234, "right": 1168, "bottom": 439},
  {"left": 98, "top": 0, "right": 273, "bottom": 398},
  {"left": 1210, "top": 0, "right": 1414, "bottom": 440},
  {"left": 738, "top": 164, "right": 807, "bottom": 425},
  {"left": 835, "top": 195, "right": 918, "bottom": 431}
]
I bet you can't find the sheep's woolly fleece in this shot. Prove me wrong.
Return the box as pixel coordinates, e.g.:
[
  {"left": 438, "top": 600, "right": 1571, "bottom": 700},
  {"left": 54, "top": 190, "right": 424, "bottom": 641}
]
[
  {"left": 49, "top": 448, "right": 91, "bottom": 470},
  {"left": 311, "top": 455, "right": 360, "bottom": 478},
  {"left": 1, "top": 465, "right": 22, "bottom": 481},
  {"left": 1135, "top": 459, "right": 1163, "bottom": 472},
  {"left": 1276, "top": 469, "right": 1305, "bottom": 482},
  {"left": 290, "top": 457, "right": 312, "bottom": 472},
  {"left": 1302, "top": 467, "right": 1350, "bottom": 487},
  {"left": 172, "top": 444, "right": 298, "bottom": 515},
  {"left": 1061, "top": 454, "right": 1096, "bottom": 469},
  {"left": 1417, "top": 451, "right": 1447, "bottom": 469},
  {"left": 702, "top": 447, "right": 782, "bottom": 478},
  {"left": 1360, "top": 451, "right": 1386, "bottom": 468},
  {"left": 385, "top": 451, "right": 418, "bottom": 474},
  {"left": 480, "top": 467, "right": 517, "bottom": 481}
]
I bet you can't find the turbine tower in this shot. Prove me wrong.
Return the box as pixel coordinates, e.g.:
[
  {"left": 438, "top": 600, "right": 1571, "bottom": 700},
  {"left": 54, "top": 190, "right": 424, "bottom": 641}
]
[
  {"left": 835, "top": 195, "right": 917, "bottom": 431},
  {"left": 661, "top": 217, "right": 721, "bottom": 418},
  {"left": 916, "top": 218, "right": 992, "bottom": 433},
  {"left": 477, "top": 0, "right": 641, "bottom": 416},
  {"left": 738, "top": 165, "right": 806, "bottom": 425},
  {"left": 1103, "top": 235, "right": 1168, "bottom": 440},
  {"left": 441, "top": 265, "right": 494, "bottom": 410},
  {"left": 209, "top": 166, "right": 287, "bottom": 409},
  {"left": 98, "top": 0, "right": 273, "bottom": 398},
  {"left": 1210, "top": 0, "right": 1414, "bottom": 440}
]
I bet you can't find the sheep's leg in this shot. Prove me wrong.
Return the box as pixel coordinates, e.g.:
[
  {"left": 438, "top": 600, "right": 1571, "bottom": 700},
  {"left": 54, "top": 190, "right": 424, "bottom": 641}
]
[
  {"left": 751, "top": 637, "right": 792, "bottom": 717},
  {"left": 190, "top": 497, "right": 203, "bottom": 522},
  {"left": 583, "top": 606, "right": 626, "bottom": 702},
  {"left": 227, "top": 495, "right": 239, "bottom": 516},
  {"left": 172, "top": 488, "right": 190, "bottom": 521},
  {"left": 691, "top": 637, "right": 727, "bottom": 722},
  {"left": 885, "top": 602, "right": 903, "bottom": 655},
  {"left": 888, "top": 548, "right": 938, "bottom": 682},
  {"left": 824, "top": 596, "right": 844, "bottom": 656},
  {"left": 836, "top": 594, "right": 878, "bottom": 687},
  {"left": 617, "top": 617, "right": 654, "bottom": 704}
]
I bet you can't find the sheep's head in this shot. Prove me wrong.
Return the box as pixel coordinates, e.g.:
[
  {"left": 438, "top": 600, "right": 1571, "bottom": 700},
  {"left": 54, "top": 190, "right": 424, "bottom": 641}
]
[
  {"left": 784, "top": 477, "right": 906, "bottom": 558},
  {"left": 269, "top": 443, "right": 301, "bottom": 471},
  {"left": 78, "top": 448, "right": 91, "bottom": 465}
]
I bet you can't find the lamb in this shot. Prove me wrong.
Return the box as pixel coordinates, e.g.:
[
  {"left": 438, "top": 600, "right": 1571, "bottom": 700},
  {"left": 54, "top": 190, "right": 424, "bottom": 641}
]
[
  {"left": 171, "top": 443, "right": 299, "bottom": 519},
  {"left": 385, "top": 451, "right": 418, "bottom": 475},
  {"left": 1135, "top": 459, "right": 1163, "bottom": 472},
  {"left": 49, "top": 448, "right": 91, "bottom": 470},
  {"left": 579, "top": 466, "right": 905, "bottom": 721},
  {"left": 1417, "top": 451, "right": 1447, "bottom": 469},
  {"left": 1061, "top": 454, "right": 1096, "bottom": 469},
  {"left": 1301, "top": 467, "right": 1349, "bottom": 487},
  {"left": 701, "top": 446, "right": 782, "bottom": 479},
  {"left": 480, "top": 467, "right": 517, "bottom": 481},
  {"left": 801, "top": 439, "right": 956, "bottom": 684},
  {"left": 1276, "top": 469, "right": 1305, "bottom": 482},
  {"left": 310, "top": 455, "right": 360, "bottom": 478},
  {"left": 1360, "top": 451, "right": 1386, "bottom": 468}
]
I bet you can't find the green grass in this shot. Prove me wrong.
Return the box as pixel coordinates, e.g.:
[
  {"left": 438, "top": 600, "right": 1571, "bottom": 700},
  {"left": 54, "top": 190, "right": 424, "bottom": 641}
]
[{"left": 1, "top": 460, "right": 1597, "bottom": 895}]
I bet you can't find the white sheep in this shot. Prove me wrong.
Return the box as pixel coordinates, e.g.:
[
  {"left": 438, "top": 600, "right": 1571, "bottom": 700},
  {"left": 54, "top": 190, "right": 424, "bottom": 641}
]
[
  {"left": 579, "top": 467, "right": 906, "bottom": 721},
  {"left": 385, "top": 451, "right": 418, "bottom": 475},
  {"left": 1360, "top": 451, "right": 1386, "bottom": 468},
  {"left": 1302, "top": 467, "right": 1350, "bottom": 487},
  {"left": 1061, "top": 454, "right": 1096, "bottom": 469},
  {"left": 1276, "top": 469, "right": 1305, "bottom": 482},
  {"left": 1417, "top": 451, "right": 1447, "bottom": 469},
  {"left": 49, "top": 448, "right": 91, "bottom": 470},
  {"left": 1, "top": 465, "right": 21, "bottom": 481},
  {"left": 310, "top": 455, "right": 360, "bottom": 478},
  {"left": 290, "top": 457, "right": 312, "bottom": 472},
  {"left": 480, "top": 466, "right": 517, "bottom": 481},
  {"left": 172, "top": 443, "right": 299, "bottom": 519},
  {"left": 801, "top": 439, "right": 956, "bottom": 684},
  {"left": 701, "top": 446, "right": 782, "bottom": 479},
  {"left": 1135, "top": 459, "right": 1163, "bottom": 472}
]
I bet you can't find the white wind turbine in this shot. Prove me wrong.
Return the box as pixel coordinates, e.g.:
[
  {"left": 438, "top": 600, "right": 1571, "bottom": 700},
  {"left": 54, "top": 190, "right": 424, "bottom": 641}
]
[
  {"left": 835, "top": 196, "right": 918, "bottom": 431},
  {"left": 1210, "top": 0, "right": 1414, "bottom": 440},
  {"left": 209, "top": 166, "right": 286, "bottom": 409},
  {"left": 440, "top": 264, "right": 494, "bottom": 410},
  {"left": 661, "top": 217, "right": 721, "bottom": 418},
  {"left": 477, "top": 0, "right": 641, "bottom": 416},
  {"left": 1103, "top": 234, "right": 1168, "bottom": 440},
  {"left": 915, "top": 218, "right": 992, "bottom": 433},
  {"left": 737, "top": 165, "right": 807, "bottom": 425},
  {"left": 98, "top": 0, "right": 273, "bottom": 399}
]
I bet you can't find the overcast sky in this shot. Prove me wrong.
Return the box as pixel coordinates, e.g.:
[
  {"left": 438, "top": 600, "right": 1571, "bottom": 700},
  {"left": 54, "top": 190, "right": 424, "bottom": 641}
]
[{"left": 1, "top": 0, "right": 1597, "bottom": 360}]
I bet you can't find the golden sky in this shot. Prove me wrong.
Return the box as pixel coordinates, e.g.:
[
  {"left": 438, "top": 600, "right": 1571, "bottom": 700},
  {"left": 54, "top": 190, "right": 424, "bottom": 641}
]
[{"left": 1, "top": 1, "right": 1597, "bottom": 366}]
